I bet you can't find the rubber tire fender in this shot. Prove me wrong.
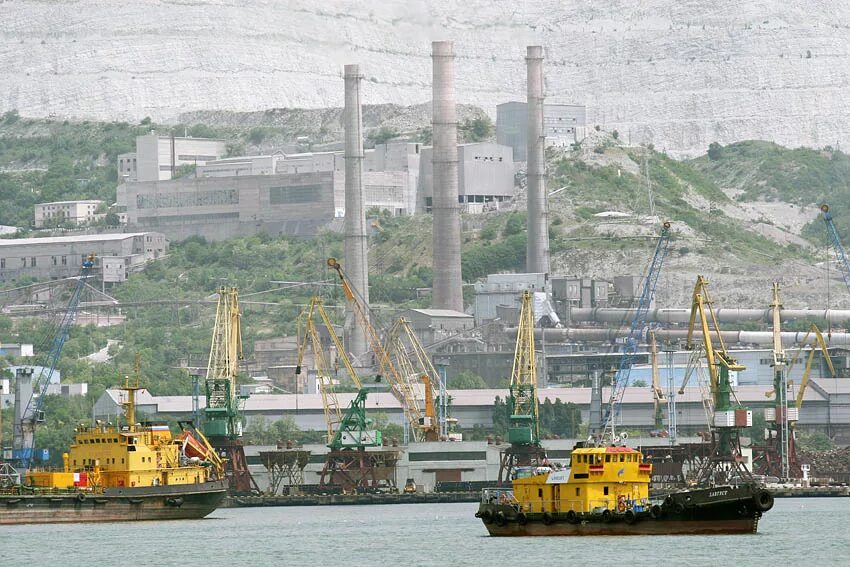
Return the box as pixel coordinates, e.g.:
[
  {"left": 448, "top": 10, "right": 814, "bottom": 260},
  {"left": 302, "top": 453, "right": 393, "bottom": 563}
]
[
  {"left": 672, "top": 502, "right": 685, "bottom": 515},
  {"left": 755, "top": 490, "right": 774, "bottom": 512},
  {"left": 481, "top": 510, "right": 494, "bottom": 524},
  {"left": 565, "top": 510, "right": 578, "bottom": 524},
  {"left": 650, "top": 504, "right": 663, "bottom": 520},
  {"left": 601, "top": 509, "right": 613, "bottom": 523},
  {"left": 495, "top": 511, "right": 507, "bottom": 527},
  {"left": 624, "top": 509, "right": 637, "bottom": 525},
  {"left": 542, "top": 512, "right": 554, "bottom": 525},
  {"left": 75, "top": 492, "right": 86, "bottom": 503},
  {"left": 517, "top": 512, "right": 528, "bottom": 526}
]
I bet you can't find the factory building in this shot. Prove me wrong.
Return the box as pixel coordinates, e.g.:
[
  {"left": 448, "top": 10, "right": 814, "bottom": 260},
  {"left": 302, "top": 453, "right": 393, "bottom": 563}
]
[
  {"left": 0, "top": 232, "right": 167, "bottom": 283},
  {"left": 120, "top": 140, "right": 422, "bottom": 241},
  {"left": 418, "top": 142, "right": 515, "bottom": 213},
  {"left": 397, "top": 308, "right": 475, "bottom": 346},
  {"left": 119, "top": 134, "right": 227, "bottom": 182},
  {"left": 34, "top": 200, "right": 105, "bottom": 228},
  {"left": 122, "top": 171, "right": 336, "bottom": 241},
  {"left": 496, "top": 102, "right": 587, "bottom": 161}
]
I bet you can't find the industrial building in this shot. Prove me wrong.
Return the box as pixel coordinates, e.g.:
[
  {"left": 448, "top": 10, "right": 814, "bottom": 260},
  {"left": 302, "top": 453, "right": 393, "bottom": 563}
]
[
  {"left": 91, "top": 378, "right": 850, "bottom": 445},
  {"left": 33, "top": 200, "right": 104, "bottom": 228},
  {"left": 119, "top": 139, "right": 425, "bottom": 241},
  {"left": 418, "top": 142, "right": 515, "bottom": 213},
  {"left": 397, "top": 308, "right": 475, "bottom": 346},
  {"left": 0, "top": 232, "right": 167, "bottom": 283},
  {"left": 121, "top": 170, "right": 336, "bottom": 241},
  {"left": 496, "top": 101, "right": 587, "bottom": 161},
  {"left": 118, "top": 133, "right": 227, "bottom": 182}
]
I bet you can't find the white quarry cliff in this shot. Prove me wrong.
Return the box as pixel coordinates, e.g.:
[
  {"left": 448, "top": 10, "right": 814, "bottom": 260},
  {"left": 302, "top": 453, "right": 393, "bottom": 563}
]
[{"left": 2, "top": 0, "right": 849, "bottom": 155}]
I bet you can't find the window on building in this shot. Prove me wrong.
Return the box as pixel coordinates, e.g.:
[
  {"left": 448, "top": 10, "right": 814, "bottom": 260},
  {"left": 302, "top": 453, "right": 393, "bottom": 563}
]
[
  {"left": 62, "top": 256, "right": 67, "bottom": 266},
  {"left": 0, "top": 258, "right": 4, "bottom": 269},
  {"left": 20, "top": 257, "right": 26, "bottom": 267},
  {"left": 52, "top": 256, "right": 57, "bottom": 266},
  {"left": 30, "top": 257, "right": 36, "bottom": 267}
]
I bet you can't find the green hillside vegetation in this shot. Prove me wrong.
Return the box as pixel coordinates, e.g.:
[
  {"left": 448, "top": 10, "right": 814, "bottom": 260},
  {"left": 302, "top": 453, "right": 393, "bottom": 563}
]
[{"left": 546, "top": 147, "right": 797, "bottom": 262}]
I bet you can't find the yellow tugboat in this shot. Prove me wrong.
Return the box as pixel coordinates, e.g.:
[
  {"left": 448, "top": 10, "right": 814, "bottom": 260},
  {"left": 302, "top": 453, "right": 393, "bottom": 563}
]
[
  {"left": 477, "top": 444, "right": 773, "bottom": 536},
  {"left": 0, "top": 382, "right": 227, "bottom": 524}
]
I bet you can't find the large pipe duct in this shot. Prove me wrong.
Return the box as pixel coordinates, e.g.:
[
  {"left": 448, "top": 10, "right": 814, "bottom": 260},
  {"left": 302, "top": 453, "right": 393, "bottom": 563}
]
[
  {"left": 525, "top": 45, "right": 549, "bottom": 276},
  {"left": 343, "top": 64, "right": 369, "bottom": 358},
  {"left": 567, "top": 307, "right": 850, "bottom": 325},
  {"left": 514, "top": 327, "right": 850, "bottom": 347},
  {"left": 431, "top": 41, "right": 463, "bottom": 312}
]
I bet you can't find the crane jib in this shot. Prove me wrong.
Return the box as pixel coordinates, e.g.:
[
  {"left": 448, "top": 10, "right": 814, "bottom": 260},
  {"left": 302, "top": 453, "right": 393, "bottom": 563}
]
[{"left": 602, "top": 226, "right": 672, "bottom": 436}]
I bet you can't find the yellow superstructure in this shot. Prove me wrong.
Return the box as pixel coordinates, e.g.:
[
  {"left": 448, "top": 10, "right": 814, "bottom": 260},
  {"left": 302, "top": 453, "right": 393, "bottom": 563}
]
[
  {"left": 27, "top": 383, "right": 223, "bottom": 491},
  {"left": 512, "top": 446, "right": 651, "bottom": 514}
]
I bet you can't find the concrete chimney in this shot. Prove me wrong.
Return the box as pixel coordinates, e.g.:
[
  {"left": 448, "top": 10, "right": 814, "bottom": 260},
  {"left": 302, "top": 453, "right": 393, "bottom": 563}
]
[
  {"left": 343, "top": 64, "right": 369, "bottom": 358},
  {"left": 526, "top": 45, "right": 550, "bottom": 276},
  {"left": 431, "top": 40, "right": 463, "bottom": 312}
]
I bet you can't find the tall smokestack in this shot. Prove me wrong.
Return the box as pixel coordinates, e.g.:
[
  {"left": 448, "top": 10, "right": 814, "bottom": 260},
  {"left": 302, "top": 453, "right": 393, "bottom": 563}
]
[
  {"left": 526, "top": 45, "right": 550, "bottom": 275},
  {"left": 431, "top": 40, "right": 463, "bottom": 312},
  {"left": 343, "top": 64, "right": 369, "bottom": 358}
]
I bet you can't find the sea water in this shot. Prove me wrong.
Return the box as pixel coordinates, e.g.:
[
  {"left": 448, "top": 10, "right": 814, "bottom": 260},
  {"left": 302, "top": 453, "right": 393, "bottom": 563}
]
[{"left": 1, "top": 498, "right": 844, "bottom": 566}]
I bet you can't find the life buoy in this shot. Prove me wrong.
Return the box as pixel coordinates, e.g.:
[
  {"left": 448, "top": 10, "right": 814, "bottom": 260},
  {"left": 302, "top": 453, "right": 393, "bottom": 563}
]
[
  {"left": 566, "top": 510, "right": 578, "bottom": 524},
  {"left": 617, "top": 495, "right": 627, "bottom": 512},
  {"left": 517, "top": 512, "right": 528, "bottom": 525},
  {"left": 755, "top": 490, "right": 774, "bottom": 512},
  {"left": 650, "top": 504, "right": 663, "bottom": 520},
  {"left": 542, "top": 512, "right": 554, "bottom": 525},
  {"left": 624, "top": 509, "right": 637, "bottom": 525}
]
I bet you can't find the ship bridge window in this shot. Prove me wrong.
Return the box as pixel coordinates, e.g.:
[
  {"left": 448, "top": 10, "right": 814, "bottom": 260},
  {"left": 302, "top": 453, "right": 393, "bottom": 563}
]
[
  {"left": 604, "top": 486, "right": 609, "bottom": 496},
  {"left": 605, "top": 455, "right": 611, "bottom": 463},
  {"left": 619, "top": 455, "right": 625, "bottom": 462}
]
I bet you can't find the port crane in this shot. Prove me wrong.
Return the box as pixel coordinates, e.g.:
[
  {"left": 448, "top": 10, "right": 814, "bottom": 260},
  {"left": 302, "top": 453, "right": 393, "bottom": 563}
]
[
  {"left": 385, "top": 317, "right": 443, "bottom": 441},
  {"left": 203, "top": 287, "right": 259, "bottom": 495},
  {"left": 498, "top": 289, "right": 547, "bottom": 483},
  {"left": 12, "top": 253, "right": 95, "bottom": 472},
  {"left": 327, "top": 257, "right": 438, "bottom": 443},
  {"left": 296, "top": 296, "right": 396, "bottom": 492},
  {"left": 686, "top": 276, "right": 753, "bottom": 484},
  {"left": 649, "top": 331, "right": 666, "bottom": 433},
  {"left": 755, "top": 321, "right": 836, "bottom": 478},
  {"left": 601, "top": 222, "right": 671, "bottom": 443}
]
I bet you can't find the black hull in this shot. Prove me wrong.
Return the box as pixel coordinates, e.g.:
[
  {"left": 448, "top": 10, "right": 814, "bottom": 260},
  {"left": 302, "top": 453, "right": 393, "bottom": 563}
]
[
  {"left": 477, "top": 485, "right": 772, "bottom": 536},
  {"left": 0, "top": 480, "right": 227, "bottom": 525}
]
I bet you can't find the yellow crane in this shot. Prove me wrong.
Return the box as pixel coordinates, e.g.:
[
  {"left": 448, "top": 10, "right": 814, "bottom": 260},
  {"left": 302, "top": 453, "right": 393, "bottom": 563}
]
[
  {"left": 649, "top": 331, "right": 666, "bottom": 431},
  {"left": 327, "top": 257, "right": 428, "bottom": 442},
  {"left": 787, "top": 324, "right": 836, "bottom": 409},
  {"left": 498, "top": 290, "right": 546, "bottom": 482},
  {"left": 295, "top": 296, "right": 363, "bottom": 443},
  {"left": 386, "top": 317, "right": 442, "bottom": 441},
  {"left": 686, "top": 276, "right": 749, "bottom": 460}
]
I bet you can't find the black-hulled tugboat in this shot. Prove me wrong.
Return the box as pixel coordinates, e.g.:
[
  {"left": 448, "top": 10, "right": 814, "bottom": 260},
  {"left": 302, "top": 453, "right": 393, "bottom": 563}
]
[{"left": 476, "top": 444, "right": 773, "bottom": 536}]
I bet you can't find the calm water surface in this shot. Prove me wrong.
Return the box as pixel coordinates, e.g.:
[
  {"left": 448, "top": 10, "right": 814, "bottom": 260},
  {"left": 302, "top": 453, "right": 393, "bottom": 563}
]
[{"left": 1, "top": 498, "right": 845, "bottom": 566}]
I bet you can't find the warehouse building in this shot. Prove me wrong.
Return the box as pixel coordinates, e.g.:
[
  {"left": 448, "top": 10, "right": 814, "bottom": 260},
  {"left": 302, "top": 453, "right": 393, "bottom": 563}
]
[{"left": 0, "top": 232, "right": 167, "bottom": 283}]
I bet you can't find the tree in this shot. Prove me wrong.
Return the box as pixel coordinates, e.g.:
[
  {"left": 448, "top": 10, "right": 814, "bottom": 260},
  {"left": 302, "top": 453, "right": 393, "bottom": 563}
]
[
  {"left": 708, "top": 142, "right": 723, "bottom": 161},
  {"left": 448, "top": 370, "right": 488, "bottom": 389},
  {"left": 460, "top": 116, "right": 493, "bottom": 142},
  {"left": 632, "top": 379, "right": 648, "bottom": 388}
]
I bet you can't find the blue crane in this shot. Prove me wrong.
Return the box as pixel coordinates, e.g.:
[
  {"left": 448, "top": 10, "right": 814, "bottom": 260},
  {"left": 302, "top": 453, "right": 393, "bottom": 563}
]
[
  {"left": 820, "top": 204, "right": 850, "bottom": 295},
  {"left": 601, "top": 223, "right": 672, "bottom": 443},
  {"left": 13, "top": 254, "right": 95, "bottom": 471}
]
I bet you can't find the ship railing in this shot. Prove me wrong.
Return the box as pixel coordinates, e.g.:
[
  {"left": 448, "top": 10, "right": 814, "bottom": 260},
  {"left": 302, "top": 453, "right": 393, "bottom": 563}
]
[{"left": 481, "top": 488, "right": 515, "bottom": 505}]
